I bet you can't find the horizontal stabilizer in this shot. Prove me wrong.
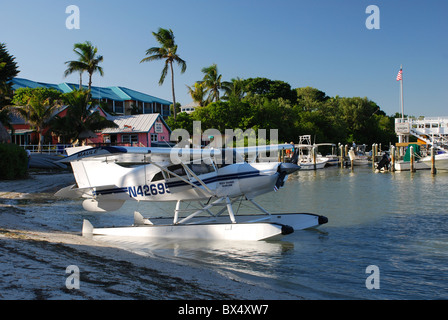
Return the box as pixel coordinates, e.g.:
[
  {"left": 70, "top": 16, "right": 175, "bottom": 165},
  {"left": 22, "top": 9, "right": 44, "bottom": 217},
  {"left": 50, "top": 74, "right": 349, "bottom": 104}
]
[
  {"left": 55, "top": 184, "right": 120, "bottom": 199},
  {"left": 54, "top": 184, "right": 85, "bottom": 198}
]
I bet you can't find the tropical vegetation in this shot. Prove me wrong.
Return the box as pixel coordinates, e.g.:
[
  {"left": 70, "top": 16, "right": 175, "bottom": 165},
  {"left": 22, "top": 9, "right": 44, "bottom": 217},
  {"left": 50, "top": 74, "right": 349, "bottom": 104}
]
[
  {"left": 170, "top": 73, "right": 398, "bottom": 147},
  {"left": 141, "top": 28, "right": 186, "bottom": 120},
  {"left": 0, "top": 42, "right": 19, "bottom": 132},
  {"left": 50, "top": 89, "right": 117, "bottom": 145},
  {"left": 0, "top": 143, "right": 27, "bottom": 179},
  {"left": 64, "top": 41, "right": 104, "bottom": 92},
  {"left": 12, "top": 87, "right": 63, "bottom": 152}
]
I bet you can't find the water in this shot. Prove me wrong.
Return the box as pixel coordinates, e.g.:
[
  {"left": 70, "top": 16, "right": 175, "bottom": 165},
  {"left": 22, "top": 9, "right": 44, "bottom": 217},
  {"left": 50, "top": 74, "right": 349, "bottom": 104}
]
[{"left": 17, "top": 168, "right": 448, "bottom": 299}]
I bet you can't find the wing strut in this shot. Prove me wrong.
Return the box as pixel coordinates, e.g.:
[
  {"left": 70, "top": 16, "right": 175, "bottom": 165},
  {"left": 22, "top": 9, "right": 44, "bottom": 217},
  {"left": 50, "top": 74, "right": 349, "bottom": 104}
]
[
  {"left": 180, "top": 163, "right": 214, "bottom": 194},
  {"left": 150, "top": 162, "right": 214, "bottom": 197}
]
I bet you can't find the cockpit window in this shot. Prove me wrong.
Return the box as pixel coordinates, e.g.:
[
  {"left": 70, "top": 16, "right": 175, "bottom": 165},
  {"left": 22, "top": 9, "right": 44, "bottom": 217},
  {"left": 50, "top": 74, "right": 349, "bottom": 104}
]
[
  {"left": 215, "top": 149, "right": 244, "bottom": 168},
  {"left": 187, "top": 160, "right": 216, "bottom": 175}
]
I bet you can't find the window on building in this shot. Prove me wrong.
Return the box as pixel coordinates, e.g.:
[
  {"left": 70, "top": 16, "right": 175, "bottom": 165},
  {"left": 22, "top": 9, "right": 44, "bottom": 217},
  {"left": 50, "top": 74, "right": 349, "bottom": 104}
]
[
  {"left": 151, "top": 133, "right": 158, "bottom": 142},
  {"left": 115, "top": 101, "right": 124, "bottom": 114},
  {"left": 122, "top": 134, "right": 138, "bottom": 144}
]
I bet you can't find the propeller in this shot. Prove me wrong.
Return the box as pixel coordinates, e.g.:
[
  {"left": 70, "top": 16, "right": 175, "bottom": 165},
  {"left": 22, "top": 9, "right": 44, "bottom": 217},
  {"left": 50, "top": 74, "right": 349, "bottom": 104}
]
[{"left": 275, "top": 163, "right": 300, "bottom": 189}]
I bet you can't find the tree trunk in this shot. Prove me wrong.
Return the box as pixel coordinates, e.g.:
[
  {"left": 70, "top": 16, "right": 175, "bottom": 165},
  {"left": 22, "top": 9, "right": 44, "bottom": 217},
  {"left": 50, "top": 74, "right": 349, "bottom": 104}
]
[
  {"left": 88, "top": 73, "right": 92, "bottom": 92},
  {"left": 38, "top": 129, "right": 43, "bottom": 153},
  {"left": 170, "top": 61, "right": 177, "bottom": 120},
  {"left": 79, "top": 72, "right": 82, "bottom": 89}
]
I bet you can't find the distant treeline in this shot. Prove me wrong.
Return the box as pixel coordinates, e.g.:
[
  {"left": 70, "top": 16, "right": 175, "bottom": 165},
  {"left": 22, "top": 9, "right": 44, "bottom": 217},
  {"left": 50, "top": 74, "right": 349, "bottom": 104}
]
[{"left": 167, "top": 77, "right": 398, "bottom": 146}]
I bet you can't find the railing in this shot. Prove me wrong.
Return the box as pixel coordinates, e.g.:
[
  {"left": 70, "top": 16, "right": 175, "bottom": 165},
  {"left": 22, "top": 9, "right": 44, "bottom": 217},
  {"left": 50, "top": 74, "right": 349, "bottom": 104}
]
[
  {"left": 20, "top": 144, "right": 72, "bottom": 154},
  {"left": 395, "top": 117, "right": 448, "bottom": 151}
]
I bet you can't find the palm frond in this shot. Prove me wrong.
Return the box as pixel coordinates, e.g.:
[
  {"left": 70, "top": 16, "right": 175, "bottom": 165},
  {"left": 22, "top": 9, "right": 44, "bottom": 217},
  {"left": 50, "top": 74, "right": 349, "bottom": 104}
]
[{"left": 159, "top": 63, "right": 169, "bottom": 85}]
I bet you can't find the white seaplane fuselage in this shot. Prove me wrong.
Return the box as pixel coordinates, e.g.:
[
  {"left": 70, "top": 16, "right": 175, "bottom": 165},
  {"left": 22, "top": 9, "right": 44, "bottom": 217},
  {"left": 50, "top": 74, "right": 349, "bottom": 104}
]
[{"left": 56, "top": 146, "right": 328, "bottom": 241}]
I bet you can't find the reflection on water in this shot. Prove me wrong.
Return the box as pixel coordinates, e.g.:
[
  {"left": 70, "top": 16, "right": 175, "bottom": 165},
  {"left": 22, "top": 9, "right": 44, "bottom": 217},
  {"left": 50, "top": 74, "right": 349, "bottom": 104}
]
[{"left": 9, "top": 166, "right": 448, "bottom": 299}]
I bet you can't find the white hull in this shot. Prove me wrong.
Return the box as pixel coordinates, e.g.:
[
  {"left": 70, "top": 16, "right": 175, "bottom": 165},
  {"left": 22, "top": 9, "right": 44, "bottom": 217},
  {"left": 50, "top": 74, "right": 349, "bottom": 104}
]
[
  {"left": 298, "top": 159, "right": 328, "bottom": 170},
  {"left": 353, "top": 159, "right": 371, "bottom": 166},
  {"left": 82, "top": 213, "right": 327, "bottom": 241},
  {"left": 325, "top": 156, "right": 339, "bottom": 166},
  {"left": 394, "top": 161, "right": 430, "bottom": 171},
  {"left": 420, "top": 153, "right": 448, "bottom": 170}
]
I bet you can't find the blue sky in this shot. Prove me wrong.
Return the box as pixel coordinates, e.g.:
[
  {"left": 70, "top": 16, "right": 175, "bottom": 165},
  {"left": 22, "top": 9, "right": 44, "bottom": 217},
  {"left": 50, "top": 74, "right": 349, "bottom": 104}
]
[{"left": 1, "top": 0, "right": 447, "bottom": 117}]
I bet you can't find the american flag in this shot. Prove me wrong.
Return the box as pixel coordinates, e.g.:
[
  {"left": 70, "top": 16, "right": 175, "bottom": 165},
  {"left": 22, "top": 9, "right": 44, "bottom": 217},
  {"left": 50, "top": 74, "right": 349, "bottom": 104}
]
[{"left": 396, "top": 69, "right": 403, "bottom": 81}]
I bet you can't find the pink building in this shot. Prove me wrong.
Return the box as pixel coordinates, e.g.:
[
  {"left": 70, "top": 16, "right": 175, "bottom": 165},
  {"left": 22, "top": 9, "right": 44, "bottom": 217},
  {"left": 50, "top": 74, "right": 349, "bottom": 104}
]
[{"left": 100, "top": 113, "right": 172, "bottom": 147}]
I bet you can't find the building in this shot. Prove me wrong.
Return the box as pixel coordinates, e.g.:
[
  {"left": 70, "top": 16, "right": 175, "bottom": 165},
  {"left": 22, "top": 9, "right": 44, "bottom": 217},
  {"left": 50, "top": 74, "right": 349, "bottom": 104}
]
[
  {"left": 180, "top": 101, "right": 199, "bottom": 114},
  {"left": 11, "top": 78, "right": 172, "bottom": 117},
  {"left": 8, "top": 78, "right": 173, "bottom": 149},
  {"left": 101, "top": 113, "right": 172, "bottom": 147}
]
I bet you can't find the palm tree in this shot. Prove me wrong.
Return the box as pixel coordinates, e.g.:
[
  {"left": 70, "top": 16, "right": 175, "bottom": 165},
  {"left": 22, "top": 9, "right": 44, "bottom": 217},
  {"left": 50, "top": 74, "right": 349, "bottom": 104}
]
[
  {"left": 186, "top": 82, "right": 207, "bottom": 107},
  {"left": 12, "top": 88, "right": 62, "bottom": 152},
  {"left": 0, "top": 42, "right": 19, "bottom": 132},
  {"left": 200, "top": 64, "right": 224, "bottom": 103},
  {"left": 140, "top": 28, "right": 186, "bottom": 120},
  {"left": 51, "top": 89, "right": 117, "bottom": 145},
  {"left": 222, "top": 77, "right": 246, "bottom": 101},
  {"left": 64, "top": 41, "right": 104, "bottom": 92}
]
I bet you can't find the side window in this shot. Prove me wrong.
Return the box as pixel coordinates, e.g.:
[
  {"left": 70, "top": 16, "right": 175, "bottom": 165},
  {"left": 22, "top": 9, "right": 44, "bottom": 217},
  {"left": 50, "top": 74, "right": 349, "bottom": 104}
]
[
  {"left": 187, "top": 160, "right": 216, "bottom": 175},
  {"left": 151, "top": 171, "right": 165, "bottom": 182}
]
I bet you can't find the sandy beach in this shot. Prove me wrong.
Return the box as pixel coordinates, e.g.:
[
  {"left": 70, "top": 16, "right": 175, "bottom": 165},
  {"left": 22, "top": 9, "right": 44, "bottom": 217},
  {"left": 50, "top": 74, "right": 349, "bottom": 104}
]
[{"left": 0, "top": 172, "right": 299, "bottom": 300}]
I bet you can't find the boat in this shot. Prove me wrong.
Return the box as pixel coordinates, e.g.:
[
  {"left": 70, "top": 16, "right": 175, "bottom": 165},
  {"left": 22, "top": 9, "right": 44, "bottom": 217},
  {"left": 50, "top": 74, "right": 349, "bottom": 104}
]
[
  {"left": 323, "top": 154, "right": 339, "bottom": 166},
  {"left": 419, "top": 152, "right": 448, "bottom": 171},
  {"left": 393, "top": 145, "right": 448, "bottom": 171},
  {"left": 297, "top": 156, "right": 329, "bottom": 170},
  {"left": 351, "top": 144, "right": 371, "bottom": 166},
  {"left": 294, "top": 135, "right": 330, "bottom": 170},
  {"left": 394, "top": 160, "right": 429, "bottom": 171}
]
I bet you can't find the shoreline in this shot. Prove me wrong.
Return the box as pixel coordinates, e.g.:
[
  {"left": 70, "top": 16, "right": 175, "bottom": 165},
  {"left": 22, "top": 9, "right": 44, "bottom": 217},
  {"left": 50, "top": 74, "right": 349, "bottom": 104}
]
[{"left": 0, "top": 173, "right": 300, "bottom": 300}]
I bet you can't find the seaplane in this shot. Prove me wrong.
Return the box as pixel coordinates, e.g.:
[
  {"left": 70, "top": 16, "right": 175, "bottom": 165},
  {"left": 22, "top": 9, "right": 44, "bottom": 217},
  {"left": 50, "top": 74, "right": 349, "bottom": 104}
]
[{"left": 55, "top": 144, "right": 328, "bottom": 241}]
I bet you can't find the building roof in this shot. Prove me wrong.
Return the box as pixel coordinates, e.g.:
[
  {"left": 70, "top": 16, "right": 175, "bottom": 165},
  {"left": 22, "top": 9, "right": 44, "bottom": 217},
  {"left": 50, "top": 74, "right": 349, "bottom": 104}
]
[
  {"left": 181, "top": 101, "right": 200, "bottom": 108},
  {"left": 102, "top": 113, "right": 171, "bottom": 134},
  {"left": 11, "top": 78, "right": 172, "bottom": 105},
  {"left": 114, "top": 86, "right": 172, "bottom": 105}
]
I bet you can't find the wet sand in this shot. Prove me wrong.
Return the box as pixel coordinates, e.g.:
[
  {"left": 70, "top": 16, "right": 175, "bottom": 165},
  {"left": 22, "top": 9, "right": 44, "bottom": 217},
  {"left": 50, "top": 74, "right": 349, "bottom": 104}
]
[{"left": 0, "top": 173, "right": 298, "bottom": 300}]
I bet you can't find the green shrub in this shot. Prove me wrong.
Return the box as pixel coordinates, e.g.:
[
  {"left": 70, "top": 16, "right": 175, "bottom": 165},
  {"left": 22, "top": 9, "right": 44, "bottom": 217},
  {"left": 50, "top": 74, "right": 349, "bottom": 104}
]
[{"left": 0, "top": 143, "right": 28, "bottom": 179}]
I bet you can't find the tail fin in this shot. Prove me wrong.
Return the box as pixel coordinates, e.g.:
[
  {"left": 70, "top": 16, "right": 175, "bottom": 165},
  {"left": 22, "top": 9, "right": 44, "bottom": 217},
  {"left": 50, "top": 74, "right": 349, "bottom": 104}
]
[{"left": 65, "top": 146, "right": 94, "bottom": 189}]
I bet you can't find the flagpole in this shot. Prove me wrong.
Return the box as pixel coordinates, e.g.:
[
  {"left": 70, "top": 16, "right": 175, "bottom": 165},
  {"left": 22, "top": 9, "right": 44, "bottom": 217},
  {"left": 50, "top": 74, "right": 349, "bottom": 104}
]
[{"left": 400, "top": 64, "right": 404, "bottom": 119}]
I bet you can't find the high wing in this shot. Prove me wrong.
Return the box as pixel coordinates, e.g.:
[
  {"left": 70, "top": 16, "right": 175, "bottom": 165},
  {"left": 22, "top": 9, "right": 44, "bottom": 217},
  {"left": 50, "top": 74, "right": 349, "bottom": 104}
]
[
  {"left": 59, "top": 144, "right": 293, "bottom": 166},
  {"left": 233, "top": 143, "right": 293, "bottom": 155},
  {"left": 59, "top": 145, "right": 222, "bottom": 163}
]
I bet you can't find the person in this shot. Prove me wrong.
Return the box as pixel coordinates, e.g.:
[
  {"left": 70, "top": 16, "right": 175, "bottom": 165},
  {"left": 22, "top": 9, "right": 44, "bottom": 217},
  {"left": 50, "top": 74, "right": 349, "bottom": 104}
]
[{"left": 285, "top": 142, "right": 291, "bottom": 158}]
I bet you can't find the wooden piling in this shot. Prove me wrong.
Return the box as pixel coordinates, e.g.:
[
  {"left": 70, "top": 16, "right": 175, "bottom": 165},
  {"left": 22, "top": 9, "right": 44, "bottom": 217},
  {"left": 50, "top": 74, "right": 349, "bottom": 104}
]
[
  {"left": 431, "top": 146, "right": 437, "bottom": 174},
  {"left": 372, "top": 143, "right": 376, "bottom": 169},
  {"left": 410, "top": 146, "right": 415, "bottom": 172},
  {"left": 390, "top": 145, "right": 395, "bottom": 172},
  {"left": 340, "top": 145, "right": 344, "bottom": 168}
]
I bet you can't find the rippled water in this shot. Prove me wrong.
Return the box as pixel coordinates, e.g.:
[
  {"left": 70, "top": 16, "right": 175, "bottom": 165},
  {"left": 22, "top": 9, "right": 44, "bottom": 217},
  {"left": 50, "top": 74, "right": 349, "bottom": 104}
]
[{"left": 16, "top": 167, "right": 448, "bottom": 299}]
